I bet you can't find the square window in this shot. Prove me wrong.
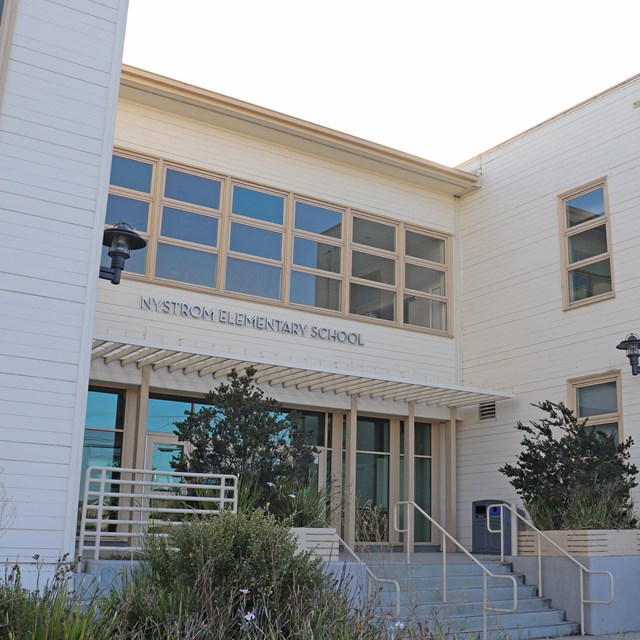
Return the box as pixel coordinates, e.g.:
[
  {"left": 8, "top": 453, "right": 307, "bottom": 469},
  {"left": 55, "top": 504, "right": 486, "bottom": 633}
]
[
  {"left": 165, "top": 169, "right": 221, "bottom": 209},
  {"left": 353, "top": 217, "right": 395, "bottom": 252},
  {"left": 232, "top": 186, "right": 284, "bottom": 225}
]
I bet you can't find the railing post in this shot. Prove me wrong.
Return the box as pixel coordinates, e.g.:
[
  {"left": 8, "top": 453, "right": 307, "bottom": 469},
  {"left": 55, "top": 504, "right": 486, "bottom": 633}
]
[{"left": 510, "top": 501, "right": 518, "bottom": 557}]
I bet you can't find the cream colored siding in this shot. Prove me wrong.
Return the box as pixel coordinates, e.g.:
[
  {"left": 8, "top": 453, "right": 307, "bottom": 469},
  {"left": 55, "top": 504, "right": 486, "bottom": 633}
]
[
  {"left": 455, "top": 75, "right": 640, "bottom": 547},
  {"left": 0, "top": 0, "right": 128, "bottom": 564}
]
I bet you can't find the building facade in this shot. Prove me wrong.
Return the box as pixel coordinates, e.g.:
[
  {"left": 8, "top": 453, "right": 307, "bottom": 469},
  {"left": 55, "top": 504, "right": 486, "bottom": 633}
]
[{"left": 1, "top": 0, "right": 639, "bottom": 573}]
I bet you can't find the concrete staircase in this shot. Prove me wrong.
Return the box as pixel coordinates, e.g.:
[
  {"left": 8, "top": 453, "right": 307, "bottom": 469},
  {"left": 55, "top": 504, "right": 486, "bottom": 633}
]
[{"left": 361, "top": 553, "right": 580, "bottom": 639}]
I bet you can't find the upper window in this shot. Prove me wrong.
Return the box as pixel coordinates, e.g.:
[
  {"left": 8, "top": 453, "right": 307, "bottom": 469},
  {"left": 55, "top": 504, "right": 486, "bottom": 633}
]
[
  {"left": 108, "top": 150, "right": 451, "bottom": 335},
  {"left": 569, "top": 373, "right": 621, "bottom": 441},
  {"left": 560, "top": 182, "right": 613, "bottom": 308}
]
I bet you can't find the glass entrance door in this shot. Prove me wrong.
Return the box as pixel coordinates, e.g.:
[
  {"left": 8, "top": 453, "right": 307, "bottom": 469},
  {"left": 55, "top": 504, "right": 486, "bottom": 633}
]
[
  {"left": 144, "top": 434, "right": 184, "bottom": 486},
  {"left": 355, "top": 417, "right": 390, "bottom": 542}
]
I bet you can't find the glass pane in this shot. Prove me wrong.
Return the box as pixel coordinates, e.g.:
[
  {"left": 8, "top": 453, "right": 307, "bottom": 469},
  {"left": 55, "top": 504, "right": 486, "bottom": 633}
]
[
  {"left": 584, "top": 422, "right": 618, "bottom": 441},
  {"left": 147, "top": 397, "right": 195, "bottom": 433},
  {"left": 297, "top": 411, "right": 326, "bottom": 448},
  {"left": 405, "top": 263, "right": 445, "bottom": 295},
  {"left": 356, "top": 453, "right": 389, "bottom": 542},
  {"left": 295, "top": 202, "right": 342, "bottom": 238},
  {"left": 80, "top": 429, "right": 123, "bottom": 498},
  {"left": 161, "top": 207, "right": 218, "bottom": 247},
  {"left": 110, "top": 155, "right": 153, "bottom": 193},
  {"left": 566, "top": 187, "right": 605, "bottom": 228},
  {"left": 155, "top": 243, "right": 217, "bottom": 288},
  {"left": 415, "top": 457, "right": 432, "bottom": 542},
  {"left": 230, "top": 223, "right": 282, "bottom": 260},
  {"left": 350, "top": 284, "right": 395, "bottom": 320},
  {"left": 102, "top": 243, "right": 147, "bottom": 275},
  {"left": 226, "top": 257, "right": 282, "bottom": 300},
  {"left": 150, "top": 442, "right": 183, "bottom": 485},
  {"left": 86, "top": 389, "right": 124, "bottom": 430},
  {"left": 356, "top": 417, "right": 390, "bottom": 452},
  {"left": 290, "top": 271, "right": 341, "bottom": 311},
  {"left": 352, "top": 251, "right": 395, "bottom": 285},
  {"left": 353, "top": 217, "right": 395, "bottom": 251},
  {"left": 415, "top": 422, "right": 432, "bottom": 456},
  {"left": 106, "top": 194, "right": 148, "bottom": 232},
  {"left": 568, "top": 226, "right": 607, "bottom": 263},
  {"left": 232, "top": 186, "right": 284, "bottom": 224},
  {"left": 577, "top": 382, "right": 617, "bottom": 417},
  {"left": 165, "top": 169, "right": 221, "bottom": 209},
  {"left": 406, "top": 230, "right": 445, "bottom": 263},
  {"left": 293, "top": 237, "right": 341, "bottom": 273},
  {"left": 404, "top": 295, "right": 447, "bottom": 330},
  {"left": 568, "top": 259, "right": 612, "bottom": 302}
]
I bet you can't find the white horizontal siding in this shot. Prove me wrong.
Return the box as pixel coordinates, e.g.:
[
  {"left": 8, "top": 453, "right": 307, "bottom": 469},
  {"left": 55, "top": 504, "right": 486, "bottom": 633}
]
[
  {"left": 455, "top": 76, "right": 640, "bottom": 547},
  {"left": 0, "top": 0, "right": 128, "bottom": 563}
]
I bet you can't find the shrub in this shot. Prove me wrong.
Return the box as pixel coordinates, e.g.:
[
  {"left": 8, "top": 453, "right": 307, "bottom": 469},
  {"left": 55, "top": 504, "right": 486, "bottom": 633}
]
[{"left": 500, "top": 401, "right": 638, "bottom": 530}]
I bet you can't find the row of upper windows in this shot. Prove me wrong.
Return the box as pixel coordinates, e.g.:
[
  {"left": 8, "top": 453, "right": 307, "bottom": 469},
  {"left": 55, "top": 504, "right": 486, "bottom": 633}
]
[
  {"left": 560, "top": 181, "right": 613, "bottom": 309},
  {"left": 104, "top": 150, "right": 451, "bottom": 334}
]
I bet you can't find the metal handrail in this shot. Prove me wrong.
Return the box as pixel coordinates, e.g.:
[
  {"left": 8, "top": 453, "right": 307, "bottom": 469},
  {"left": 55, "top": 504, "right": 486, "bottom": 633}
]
[
  {"left": 335, "top": 533, "right": 401, "bottom": 619},
  {"left": 486, "top": 503, "right": 614, "bottom": 635},
  {"left": 394, "top": 500, "right": 517, "bottom": 640},
  {"left": 78, "top": 466, "right": 238, "bottom": 560}
]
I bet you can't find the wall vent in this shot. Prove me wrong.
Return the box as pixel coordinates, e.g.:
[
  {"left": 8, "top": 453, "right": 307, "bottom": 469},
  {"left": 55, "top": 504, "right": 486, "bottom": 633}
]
[{"left": 479, "top": 401, "right": 496, "bottom": 421}]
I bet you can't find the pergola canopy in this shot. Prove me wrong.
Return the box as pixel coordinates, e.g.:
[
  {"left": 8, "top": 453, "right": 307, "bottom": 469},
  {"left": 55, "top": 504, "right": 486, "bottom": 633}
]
[{"left": 91, "top": 337, "right": 513, "bottom": 409}]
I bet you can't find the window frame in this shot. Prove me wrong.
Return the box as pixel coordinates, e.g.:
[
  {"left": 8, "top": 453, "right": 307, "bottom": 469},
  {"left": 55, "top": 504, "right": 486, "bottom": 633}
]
[
  {"left": 110, "top": 148, "right": 453, "bottom": 337},
  {"left": 559, "top": 179, "right": 615, "bottom": 310},
  {"left": 568, "top": 371, "right": 623, "bottom": 440}
]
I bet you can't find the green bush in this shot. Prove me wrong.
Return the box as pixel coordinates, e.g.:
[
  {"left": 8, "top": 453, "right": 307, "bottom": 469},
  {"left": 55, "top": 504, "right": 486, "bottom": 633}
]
[{"left": 500, "top": 401, "right": 638, "bottom": 530}]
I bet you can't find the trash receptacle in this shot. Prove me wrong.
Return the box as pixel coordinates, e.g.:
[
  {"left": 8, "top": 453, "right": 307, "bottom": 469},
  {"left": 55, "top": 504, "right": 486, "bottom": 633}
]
[{"left": 471, "top": 499, "right": 512, "bottom": 555}]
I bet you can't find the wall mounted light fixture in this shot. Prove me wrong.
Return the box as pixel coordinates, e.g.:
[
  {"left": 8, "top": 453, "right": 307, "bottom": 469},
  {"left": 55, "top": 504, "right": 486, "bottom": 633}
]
[
  {"left": 616, "top": 333, "right": 640, "bottom": 376},
  {"left": 99, "top": 222, "right": 146, "bottom": 285}
]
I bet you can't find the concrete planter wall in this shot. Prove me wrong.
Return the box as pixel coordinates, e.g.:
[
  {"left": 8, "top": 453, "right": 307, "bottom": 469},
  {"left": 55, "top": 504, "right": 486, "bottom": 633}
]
[
  {"left": 518, "top": 529, "right": 640, "bottom": 557},
  {"left": 290, "top": 527, "right": 339, "bottom": 562},
  {"left": 513, "top": 529, "right": 640, "bottom": 634}
]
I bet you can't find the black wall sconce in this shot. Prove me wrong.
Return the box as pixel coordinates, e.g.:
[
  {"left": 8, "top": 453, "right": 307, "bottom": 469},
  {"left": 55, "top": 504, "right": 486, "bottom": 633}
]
[
  {"left": 616, "top": 333, "right": 640, "bottom": 376},
  {"left": 99, "top": 222, "right": 146, "bottom": 285}
]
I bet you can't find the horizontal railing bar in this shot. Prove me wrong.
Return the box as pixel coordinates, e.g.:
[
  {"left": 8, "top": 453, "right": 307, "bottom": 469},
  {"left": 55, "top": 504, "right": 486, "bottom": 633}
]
[{"left": 86, "top": 466, "right": 238, "bottom": 480}]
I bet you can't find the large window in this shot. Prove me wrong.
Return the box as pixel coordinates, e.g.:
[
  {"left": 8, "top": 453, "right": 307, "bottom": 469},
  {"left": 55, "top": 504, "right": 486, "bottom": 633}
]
[
  {"left": 560, "top": 182, "right": 613, "bottom": 308},
  {"left": 108, "top": 150, "right": 451, "bottom": 334},
  {"left": 569, "top": 372, "right": 622, "bottom": 440}
]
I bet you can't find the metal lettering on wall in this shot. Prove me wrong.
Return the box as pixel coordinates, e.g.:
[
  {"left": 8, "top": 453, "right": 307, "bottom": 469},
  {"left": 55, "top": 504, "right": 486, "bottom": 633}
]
[{"left": 140, "top": 296, "right": 365, "bottom": 346}]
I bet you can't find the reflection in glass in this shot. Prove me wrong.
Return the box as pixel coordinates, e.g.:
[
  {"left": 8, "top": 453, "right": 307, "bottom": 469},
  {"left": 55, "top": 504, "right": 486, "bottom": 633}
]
[
  {"left": 147, "top": 397, "right": 197, "bottom": 433},
  {"left": 352, "top": 251, "right": 395, "bottom": 285},
  {"left": 566, "top": 188, "right": 605, "bottom": 227},
  {"left": 110, "top": 155, "right": 153, "bottom": 193},
  {"left": 161, "top": 207, "right": 218, "bottom": 247},
  {"left": 405, "top": 263, "right": 445, "bottom": 295},
  {"left": 352, "top": 217, "right": 395, "bottom": 251},
  {"left": 151, "top": 443, "right": 184, "bottom": 486},
  {"left": 156, "top": 243, "right": 217, "bottom": 288},
  {"left": 584, "top": 422, "right": 619, "bottom": 441},
  {"left": 568, "top": 259, "right": 611, "bottom": 302},
  {"left": 350, "top": 284, "right": 395, "bottom": 320},
  {"left": 80, "top": 430, "right": 123, "bottom": 499},
  {"left": 86, "top": 389, "right": 124, "bottom": 430},
  {"left": 577, "top": 382, "right": 617, "bottom": 417},
  {"left": 415, "top": 457, "right": 432, "bottom": 542},
  {"left": 294, "top": 202, "right": 342, "bottom": 238},
  {"left": 404, "top": 295, "right": 446, "bottom": 330},
  {"left": 356, "top": 453, "right": 389, "bottom": 542},
  {"left": 415, "top": 423, "right": 432, "bottom": 456},
  {"left": 165, "top": 169, "right": 221, "bottom": 209},
  {"left": 405, "top": 230, "right": 445, "bottom": 263},
  {"left": 232, "top": 186, "right": 284, "bottom": 224},
  {"left": 357, "top": 417, "right": 390, "bottom": 452},
  {"left": 290, "top": 271, "right": 341, "bottom": 311},
  {"left": 293, "top": 237, "right": 341, "bottom": 273},
  {"left": 230, "top": 223, "right": 282, "bottom": 260},
  {"left": 106, "top": 194, "right": 149, "bottom": 231},
  {"left": 568, "top": 227, "right": 607, "bottom": 263},
  {"left": 226, "top": 257, "right": 282, "bottom": 300}
]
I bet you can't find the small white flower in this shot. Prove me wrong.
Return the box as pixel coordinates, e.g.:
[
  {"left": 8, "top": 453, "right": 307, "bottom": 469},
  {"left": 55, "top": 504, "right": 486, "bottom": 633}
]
[
  {"left": 392, "top": 621, "right": 405, "bottom": 630},
  {"left": 266, "top": 482, "right": 275, "bottom": 487},
  {"left": 288, "top": 493, "right": 296, "bottom": 498},
  {"left": 244, "top": 611, "right": 256, "bottom": 622},
  {"left": 240, "top": 588, "right": 249, "bottom": 595}
]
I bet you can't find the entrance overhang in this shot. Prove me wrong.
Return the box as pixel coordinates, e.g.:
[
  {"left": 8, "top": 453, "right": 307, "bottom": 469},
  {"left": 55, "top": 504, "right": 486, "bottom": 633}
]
[{"left": 91, "top": 336, "right": 514, "bottom": 409}]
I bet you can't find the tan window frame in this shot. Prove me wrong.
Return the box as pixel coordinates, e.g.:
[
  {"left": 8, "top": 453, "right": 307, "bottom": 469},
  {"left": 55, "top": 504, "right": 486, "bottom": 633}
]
[{"left": 567, "top": 371, "right": 622, "bottom": 439}]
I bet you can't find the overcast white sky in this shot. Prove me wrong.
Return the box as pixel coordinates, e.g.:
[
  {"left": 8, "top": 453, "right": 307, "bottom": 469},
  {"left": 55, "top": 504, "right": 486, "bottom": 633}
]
[{"left": 122, "top": 1, "right": 640, "bottom": 167}]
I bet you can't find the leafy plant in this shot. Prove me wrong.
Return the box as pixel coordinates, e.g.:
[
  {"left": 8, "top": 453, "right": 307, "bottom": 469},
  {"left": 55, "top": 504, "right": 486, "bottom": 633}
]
[
  {"left": 172, "top": 367, "right": 315, "bottom": 489},
  {"left": 500, "top": 401, "right": 638, "bottom": 530}
]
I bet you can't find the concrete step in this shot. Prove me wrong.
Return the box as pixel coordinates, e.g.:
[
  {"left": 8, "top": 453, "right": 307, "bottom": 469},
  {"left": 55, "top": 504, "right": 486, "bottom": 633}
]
[
  {"left": 376, "top": 583, "right": 538, "bottom": 605},
  {"left": 366, "top": 560, "right": 513, "bottom": 578},
  {"left": 372, "top": 572, "right": 526, "bottom": 591}
]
